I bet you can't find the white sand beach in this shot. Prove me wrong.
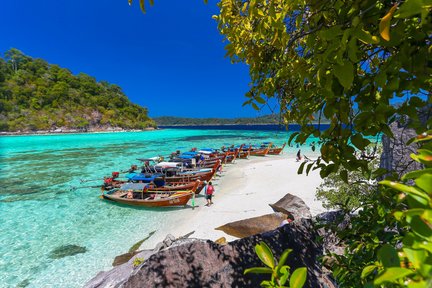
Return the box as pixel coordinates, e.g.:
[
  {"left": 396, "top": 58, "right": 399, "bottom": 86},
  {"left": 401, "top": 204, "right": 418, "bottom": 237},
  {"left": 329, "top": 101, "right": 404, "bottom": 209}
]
[{"left": 141, "top": 154, "right": 327, "bottom": 249}]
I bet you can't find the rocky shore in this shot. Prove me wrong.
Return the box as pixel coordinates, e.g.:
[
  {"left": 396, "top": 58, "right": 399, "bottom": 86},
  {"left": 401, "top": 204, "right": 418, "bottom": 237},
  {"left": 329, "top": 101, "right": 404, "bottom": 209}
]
[
  {"left": 85, "top": 195, "right": 339, "bottom": 288},
  {"left": 0, "top": 127, "right": 156, "bottom": 136}
]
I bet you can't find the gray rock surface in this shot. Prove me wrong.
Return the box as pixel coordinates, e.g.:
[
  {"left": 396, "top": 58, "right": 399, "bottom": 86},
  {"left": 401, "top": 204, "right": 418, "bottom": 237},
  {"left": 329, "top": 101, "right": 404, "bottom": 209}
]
[
  {"left": 215, "top": 212, "right": 287, "bottom": 238},
  {"left": 85, "top": 220, "right": 336, "bottom": 288},
  {"left": 380, "top": 105, "right": 431, "bottom": 177},
  {"left": 269, "top": 193, "right": 312, "bottom": 220},
  {"left": 84, "top": 234, "right": 184, "bottom": 288},
  {"left": 379, "top": 122, "right": 423, "bottom": 177}
]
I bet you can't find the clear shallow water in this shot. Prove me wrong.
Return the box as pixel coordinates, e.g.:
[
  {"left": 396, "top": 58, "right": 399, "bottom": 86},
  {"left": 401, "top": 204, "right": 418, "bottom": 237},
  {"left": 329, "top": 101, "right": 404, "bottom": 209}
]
[{"left": 0, "top": 128, "right": 318, "bottom": 288}]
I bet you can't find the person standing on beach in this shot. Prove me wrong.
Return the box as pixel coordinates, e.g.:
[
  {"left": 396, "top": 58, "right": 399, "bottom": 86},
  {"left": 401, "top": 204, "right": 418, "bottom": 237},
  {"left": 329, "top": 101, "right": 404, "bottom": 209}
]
[
  {"left": 205, "top": 181, "right": 215, "bottom": 206},
  {"left": 296, "top": 149, "right": 302, "bottom": 162}
]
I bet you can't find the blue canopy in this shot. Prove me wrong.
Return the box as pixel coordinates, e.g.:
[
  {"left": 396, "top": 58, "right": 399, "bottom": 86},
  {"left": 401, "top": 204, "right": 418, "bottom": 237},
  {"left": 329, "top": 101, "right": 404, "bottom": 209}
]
[
  {"left": 182, "top": 151, "right": 198, "bottom": 156},
  {"left": 179, "top": 154, "right": 195, "bottom": 159},
  {"left": 200, "top": 148, "right": 216, "bottom": 152},
  {"left": 126, "top": 173, "right": 162, "bottom": 181}
]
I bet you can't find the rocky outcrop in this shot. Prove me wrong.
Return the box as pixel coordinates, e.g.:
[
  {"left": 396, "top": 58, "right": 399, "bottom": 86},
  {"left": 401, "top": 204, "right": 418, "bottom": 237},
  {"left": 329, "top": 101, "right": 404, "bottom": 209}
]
[
  {"left": 215, "top": 212, "right": 287, "bottom": 238},
  {"left": 85, "top": 219, "right": 337, "bottom": 288},
  {"left": 269, "top": 193, "right": 312, "bottom": 220},
  {"left": 379, "top": 122, "right": 423, "bottom": 177},
  {"left": 380, "top": 105, "right": 431, "bottom": 177}
]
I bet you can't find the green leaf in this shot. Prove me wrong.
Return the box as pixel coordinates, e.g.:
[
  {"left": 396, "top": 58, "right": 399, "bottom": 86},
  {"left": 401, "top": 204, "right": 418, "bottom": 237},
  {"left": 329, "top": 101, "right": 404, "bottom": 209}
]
[
  {"left": 361, "top": 265, "right": 377, "bottom": 278},
  {"left": 403, "top": 248, "right": 426, "bottom": 270},
  {"left": 395, "top": 0, "right": 425, "bottom": 18},
  {"left": 373, "top": 267, "right": 414, "bottom": 285},
  {"left": 351, "top": 133, "right": 369, "bottom": 150},
  {"left": 402, "top": 168, "right": 432, "bottom": 181},
  {"left": 297, "top": 161, "right": 306, "bottom": 175},
  {"left": 252, "top": 102, "right": 259, "bottom": 110},
  {"left": 255, "top": 96, "right": 266, "bottom": 104},
  {"left": 244, "top": 267, "right": 273, "bottom": 274},
  {"left": 334, "top": 62, "right": 354, "bottom": 89},
  {"left": 255, "top": 242, "right": 275, "bottom": 268},
  {"left": 306, "top": 163, "right": 313, "bottom": 176},
  {"left": 380, "top": 180, "right": 430, "bottom": 201},
  {"left": 415, "top": 174, "right": 432, "bottom": 192},
  {"left": 277, "top": 248, "right": 292, "bottom": 270},
  {"left": 410, "top": 215, "right": 432, "bottom": 240},
  {"left": 279, "top": 265, "right": 290, "bottom": 285},
  {"left": 378, "top": 244, "right": 400, "bottom": 267},
  {"left": 354, "top": 28, "right": 380, "bottom": 44},
  {"left": 289, "top": 267, "right": 307, "bottom": 288}
]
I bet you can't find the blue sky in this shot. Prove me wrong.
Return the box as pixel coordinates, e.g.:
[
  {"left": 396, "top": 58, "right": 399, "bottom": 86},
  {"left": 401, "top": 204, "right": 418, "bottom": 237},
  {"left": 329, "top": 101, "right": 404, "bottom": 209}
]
[{"left": 0, "top": 0, "right": 275, "bottom": 118}]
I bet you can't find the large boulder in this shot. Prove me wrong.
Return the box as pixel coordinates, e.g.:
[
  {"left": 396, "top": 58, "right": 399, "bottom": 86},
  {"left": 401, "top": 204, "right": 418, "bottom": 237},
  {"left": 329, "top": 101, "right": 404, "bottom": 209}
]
[
  {"left": 215, "top": 212, "right": 287, "bottom": 238},
  {"left": 269, "top": 193, "right": 312, "bottom": 220},
  {"left": 85, "top": 219, "right": 336, "bottom": 288}
]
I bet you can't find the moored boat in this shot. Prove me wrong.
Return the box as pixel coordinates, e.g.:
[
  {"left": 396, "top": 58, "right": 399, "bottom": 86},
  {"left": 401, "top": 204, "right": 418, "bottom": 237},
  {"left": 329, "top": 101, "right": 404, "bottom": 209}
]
[
  {"left": 102, "top": 189, "right": 194, "bottom": 207},
  {"left": 267, "top": 142, "right": 286, "bottom": 155},
  {"left": 101, "top": 181, "right": 200, "bottom": 207},
  {"left": 250, "top": 143, "right": 272, "bottom": 156}
]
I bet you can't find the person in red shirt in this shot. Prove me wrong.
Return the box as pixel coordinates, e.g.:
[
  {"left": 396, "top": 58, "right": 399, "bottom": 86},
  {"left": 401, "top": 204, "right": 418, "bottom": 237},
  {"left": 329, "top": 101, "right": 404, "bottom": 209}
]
[{"left": 205, "top": 181, "right": 215, "bottom": 206}]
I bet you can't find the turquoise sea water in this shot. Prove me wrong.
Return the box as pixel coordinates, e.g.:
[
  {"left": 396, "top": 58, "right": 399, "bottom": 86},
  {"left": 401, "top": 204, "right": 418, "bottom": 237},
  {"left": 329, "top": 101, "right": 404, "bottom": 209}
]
[{"left": 0, "top": 128, "right": 318, "bottom": 288}]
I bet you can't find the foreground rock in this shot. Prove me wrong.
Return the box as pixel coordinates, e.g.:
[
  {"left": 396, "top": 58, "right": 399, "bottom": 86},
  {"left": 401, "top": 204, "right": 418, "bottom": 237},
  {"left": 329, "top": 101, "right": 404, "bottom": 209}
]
[
  {"left": 269, "top": 193, "right": 312, "bottom": 220},
  {"left": 85, "top": 219, "right": 336, "bottom": 288},
  {"left": 215, "top": 212, "right": 287, "bottom": 238}
]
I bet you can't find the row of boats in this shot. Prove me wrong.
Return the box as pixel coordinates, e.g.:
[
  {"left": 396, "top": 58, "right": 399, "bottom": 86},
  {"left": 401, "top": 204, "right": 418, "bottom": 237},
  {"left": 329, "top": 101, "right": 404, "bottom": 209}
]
[{"left": 99, "top": 142, "right": 286, "bottom": 207}]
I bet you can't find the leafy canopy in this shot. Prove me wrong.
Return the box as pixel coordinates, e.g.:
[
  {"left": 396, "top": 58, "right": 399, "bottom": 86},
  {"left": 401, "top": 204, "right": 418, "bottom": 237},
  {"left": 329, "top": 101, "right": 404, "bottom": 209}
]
[{"left": 213, "top": 0, "right": 431, "bottom": 176}]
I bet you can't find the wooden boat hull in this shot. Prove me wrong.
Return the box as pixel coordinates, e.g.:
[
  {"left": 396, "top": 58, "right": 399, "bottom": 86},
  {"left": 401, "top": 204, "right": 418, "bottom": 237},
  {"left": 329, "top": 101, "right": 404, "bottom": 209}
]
[
  {"left": 267, "top": 143, "right": 286, "bottom": 155},
  {"left": 147, "top": 181, "right": 203, "bottom": 194},
  {"left": 237, "top": 146, "right": 252, "bottom": 159},
  {"left": 250, "top": 143, "right": 272, "bottom": 156},
  {"left": 103, "top": 180, "right": 204, "bottom": 194},
  {"left": 103, "top": 191, "right": 193, "bottom": 207},
  {"left": 164, "top": 169, "right": 215, "bottom": 183}
]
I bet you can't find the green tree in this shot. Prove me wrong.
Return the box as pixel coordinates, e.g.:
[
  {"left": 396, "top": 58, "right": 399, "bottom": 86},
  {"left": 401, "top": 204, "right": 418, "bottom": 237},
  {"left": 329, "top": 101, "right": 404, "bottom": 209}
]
[
  {"left": 0, "top": 48, "right": 155, "bottom": 132},
  {"left": 214, "top": 0, "right": 430, "bottom": 176}
]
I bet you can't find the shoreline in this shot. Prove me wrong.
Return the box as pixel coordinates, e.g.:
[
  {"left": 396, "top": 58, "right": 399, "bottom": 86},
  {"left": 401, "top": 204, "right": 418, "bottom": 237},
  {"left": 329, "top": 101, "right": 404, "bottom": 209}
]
[
  {"left": 139, "top": 154, "right": 326, "bottom": 250},
  {"left": 0, "top": 127, "right": 157, "bottom": 137}
]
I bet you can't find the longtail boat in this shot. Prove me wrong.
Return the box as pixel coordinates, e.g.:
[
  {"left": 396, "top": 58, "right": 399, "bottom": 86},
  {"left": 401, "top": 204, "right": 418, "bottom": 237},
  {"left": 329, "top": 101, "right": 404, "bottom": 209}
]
[
  {"left": 250, "top": 143, "right": 272, "bottom": 156},
  {"left": 101, "top": 179, "right": 205, "bottom": 194},
  {"left": 222, "top": 144, "right": 244, "bottom": 163},
  {"left": 237, "top": 145, "right": 252, "bottom": 159},
  {"left": 102, "top": 190, "right": 194, "bottom": 207},
  {"left": 164, "top": 160, "right": 220, "bottom": 183},
  {"left": 101, "top": 181, "right": 200, "bottom": 207},
  {"left": 267, "top": 143, "right": 286, "bottom": 155}
]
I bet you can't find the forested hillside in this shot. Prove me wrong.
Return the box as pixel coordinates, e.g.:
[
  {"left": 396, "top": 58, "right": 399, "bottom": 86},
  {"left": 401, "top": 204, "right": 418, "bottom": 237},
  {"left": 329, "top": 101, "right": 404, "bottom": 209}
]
[
  {"left": 154, "top": 113, "right": 329, "bottom": 126},
  {"left": 154, "top": 114, "right": 280, "bottom": 125},
  {"left": 0, "top": 49, "right": 155, "bottom": 132}
]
